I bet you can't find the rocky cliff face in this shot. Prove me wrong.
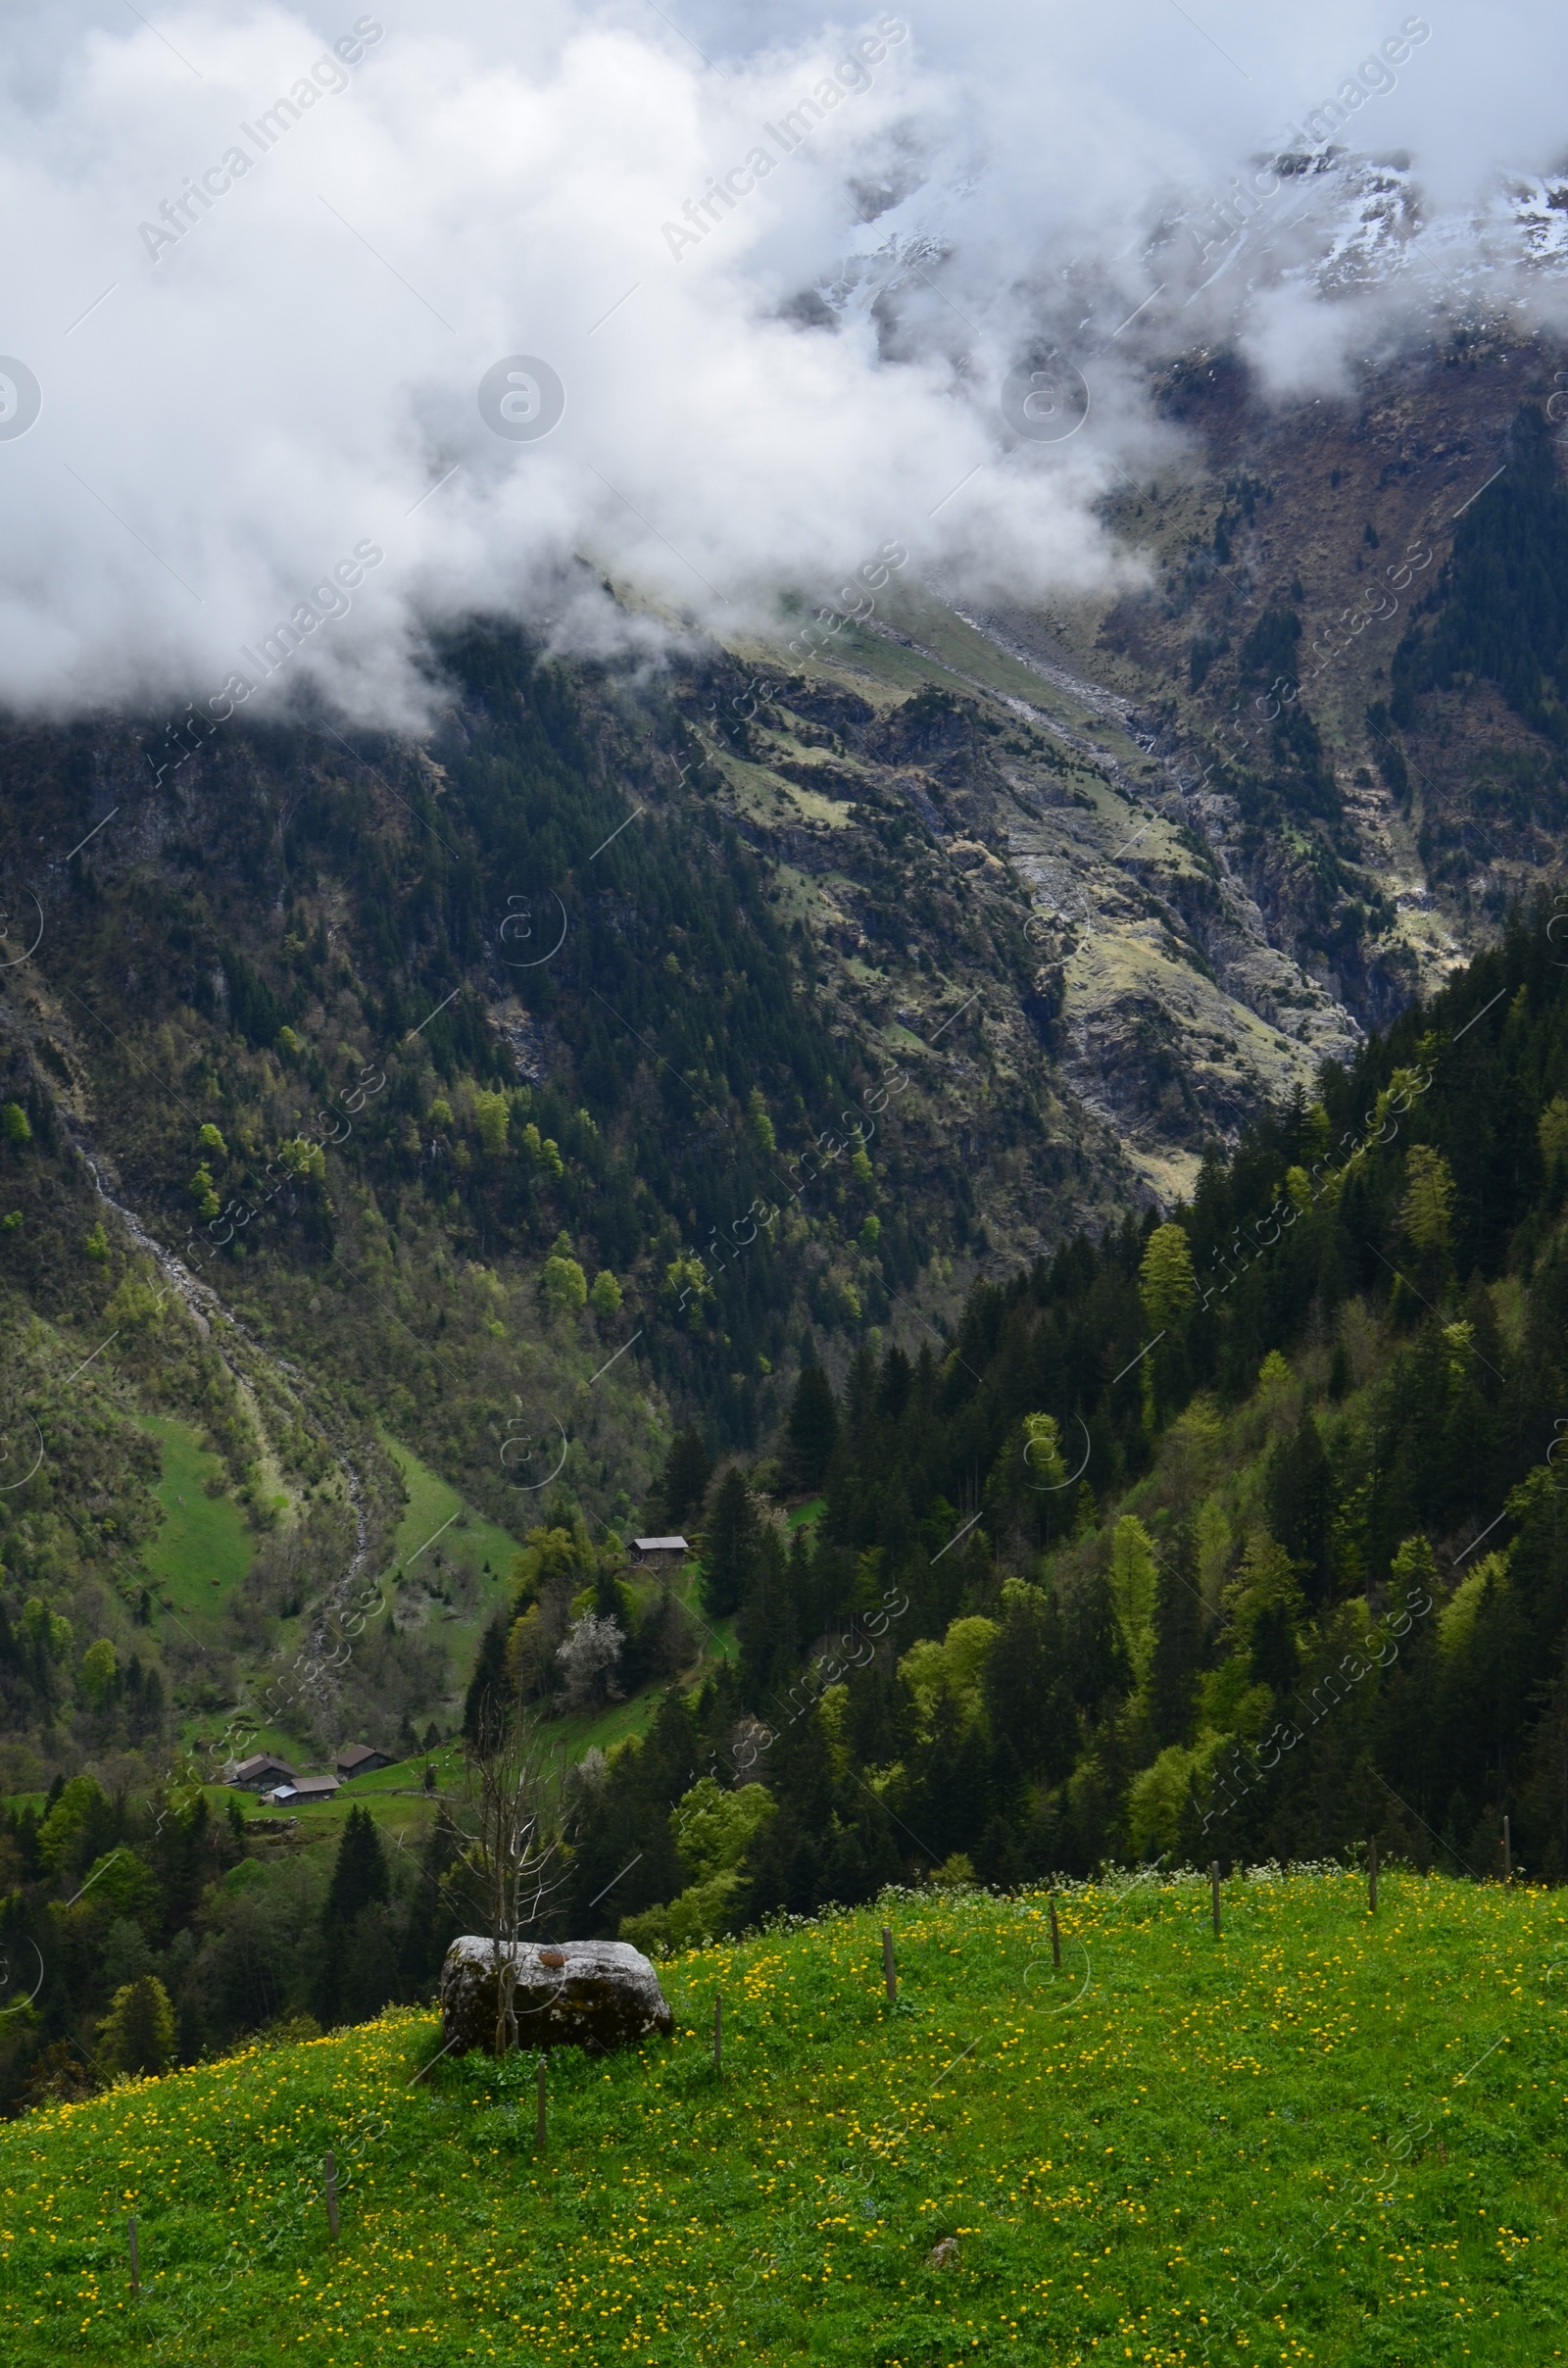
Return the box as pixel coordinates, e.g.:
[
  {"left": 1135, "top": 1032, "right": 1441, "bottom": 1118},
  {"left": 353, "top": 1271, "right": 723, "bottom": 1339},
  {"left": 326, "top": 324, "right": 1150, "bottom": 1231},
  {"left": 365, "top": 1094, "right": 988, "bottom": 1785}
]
[{"left": 703, "top": 332, "right": 1568, "bottom": 1201}]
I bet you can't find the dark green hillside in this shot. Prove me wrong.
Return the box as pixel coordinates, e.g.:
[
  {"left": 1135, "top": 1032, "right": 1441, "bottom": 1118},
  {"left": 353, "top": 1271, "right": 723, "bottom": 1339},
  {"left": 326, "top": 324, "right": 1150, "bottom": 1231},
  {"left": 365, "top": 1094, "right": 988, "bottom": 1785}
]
[
  {"left": 1380, "top": 400, "right": 1568, "bottom": 892},
  {"left": 1392, "top": 405, "right": 1568, "bottom": 750},
  {"left": 563, "top": 895, "right": 1568, "bottom": 1947},
  {"left": 0, "top": 620, "right": 1108, "bottom": 1552}
]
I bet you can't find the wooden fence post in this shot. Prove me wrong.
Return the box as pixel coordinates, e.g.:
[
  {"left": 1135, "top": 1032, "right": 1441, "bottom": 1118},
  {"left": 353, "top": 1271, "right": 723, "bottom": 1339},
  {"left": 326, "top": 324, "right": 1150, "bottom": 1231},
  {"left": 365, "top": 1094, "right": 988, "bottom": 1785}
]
[
  {"left": 1502, "top": 1816, "right": 1512, "bottom": 1884},
  {"left": 1369, "top": 1837, "right": 1378, "bottom": 1915},
  {"left": 323, "top": 2149, "right": 339, "bottom": 2243},
  {"left": 1049, "top": 1896, "right": 1061, "bottom": 1970},
  {"left": 1210, "top": 1859, "right": 1221, "bottom": 1938},
  {"left": 882, "top": 1925, "right": 896, "bottom": 2005},
  {"left": 127, "top": 2213, "right": 139, "bottom": 2299}
]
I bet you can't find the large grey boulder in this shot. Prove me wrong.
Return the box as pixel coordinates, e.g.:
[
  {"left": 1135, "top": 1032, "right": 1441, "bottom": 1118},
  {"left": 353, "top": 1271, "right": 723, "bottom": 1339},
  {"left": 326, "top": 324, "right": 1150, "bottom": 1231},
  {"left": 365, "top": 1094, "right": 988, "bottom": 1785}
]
[{"left": 439, "top": 1936, "right": 673, "bottom": 2057}]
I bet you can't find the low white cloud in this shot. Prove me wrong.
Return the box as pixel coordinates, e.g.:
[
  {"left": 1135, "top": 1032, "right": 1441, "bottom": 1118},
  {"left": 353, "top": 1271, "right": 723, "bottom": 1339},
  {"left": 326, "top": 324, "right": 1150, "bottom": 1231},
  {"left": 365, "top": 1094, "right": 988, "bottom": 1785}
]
[{"left": 0, "top": 2, "right": 1563, "bottom": 722}]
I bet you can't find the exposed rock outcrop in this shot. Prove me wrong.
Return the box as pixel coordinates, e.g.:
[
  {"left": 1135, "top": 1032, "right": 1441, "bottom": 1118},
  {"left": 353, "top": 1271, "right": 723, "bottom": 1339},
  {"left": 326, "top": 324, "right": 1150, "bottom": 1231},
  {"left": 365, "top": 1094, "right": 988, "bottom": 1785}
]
[{"left": 439, "top": 1937, "right": 673, "bottom": 2057}]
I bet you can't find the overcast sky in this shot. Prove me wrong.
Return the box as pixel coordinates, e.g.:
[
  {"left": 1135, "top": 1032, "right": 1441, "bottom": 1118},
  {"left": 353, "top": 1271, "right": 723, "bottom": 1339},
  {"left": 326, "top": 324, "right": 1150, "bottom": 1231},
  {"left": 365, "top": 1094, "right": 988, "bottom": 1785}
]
[{"left": 0, "top": 2, "right": 1563, "bottom": 721}]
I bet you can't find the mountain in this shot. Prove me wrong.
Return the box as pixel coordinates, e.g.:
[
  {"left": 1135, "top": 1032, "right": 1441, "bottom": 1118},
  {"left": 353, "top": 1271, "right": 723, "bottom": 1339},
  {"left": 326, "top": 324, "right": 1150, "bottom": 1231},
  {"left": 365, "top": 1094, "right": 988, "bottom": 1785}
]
[
  {"left": 7, "top": 266, "right": 1568, "bottom": 2101},
  {"left": 0, "top": 612, "right": 1143, "bottom": 1803}
]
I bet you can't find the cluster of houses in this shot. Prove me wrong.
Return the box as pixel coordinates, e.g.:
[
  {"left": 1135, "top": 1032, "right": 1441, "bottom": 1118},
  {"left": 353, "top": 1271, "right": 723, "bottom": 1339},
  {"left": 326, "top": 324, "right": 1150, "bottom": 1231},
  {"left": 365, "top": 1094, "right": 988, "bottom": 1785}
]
[{"left": 227, "top": 1742, "right": 395, "bottom": 1804}]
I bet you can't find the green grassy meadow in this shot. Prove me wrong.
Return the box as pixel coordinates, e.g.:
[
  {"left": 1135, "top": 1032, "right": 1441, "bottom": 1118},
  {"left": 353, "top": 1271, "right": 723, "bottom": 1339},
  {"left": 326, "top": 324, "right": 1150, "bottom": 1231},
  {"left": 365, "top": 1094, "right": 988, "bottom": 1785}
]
[
  {"left": 137, "top": 1417, "right": 256, "bottom": 1627},
  {"left": 382, "top": 1438, "right": 525, "bottom": 1632},
  {"left": 2, "top": 1868, "right": 1564, "bottom": 2366}
]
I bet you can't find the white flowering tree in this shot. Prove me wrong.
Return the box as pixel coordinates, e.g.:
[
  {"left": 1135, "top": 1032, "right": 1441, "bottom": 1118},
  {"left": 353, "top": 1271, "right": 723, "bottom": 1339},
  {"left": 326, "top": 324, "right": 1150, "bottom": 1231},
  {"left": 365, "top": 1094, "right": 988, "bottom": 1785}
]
[{"left": 555, "top": 1612, "right": 625, "bottom": 1711}]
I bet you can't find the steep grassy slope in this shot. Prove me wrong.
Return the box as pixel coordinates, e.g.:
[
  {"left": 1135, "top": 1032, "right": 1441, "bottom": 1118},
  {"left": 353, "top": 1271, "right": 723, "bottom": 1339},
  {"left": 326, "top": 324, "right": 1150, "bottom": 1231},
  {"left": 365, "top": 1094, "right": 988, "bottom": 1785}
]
[
  {"left": 136, "top": 1417, "right": 258, "bottom": 1632},
  {"left": 1, "top": 1870, "right": 1563, "bottom": 2367}
]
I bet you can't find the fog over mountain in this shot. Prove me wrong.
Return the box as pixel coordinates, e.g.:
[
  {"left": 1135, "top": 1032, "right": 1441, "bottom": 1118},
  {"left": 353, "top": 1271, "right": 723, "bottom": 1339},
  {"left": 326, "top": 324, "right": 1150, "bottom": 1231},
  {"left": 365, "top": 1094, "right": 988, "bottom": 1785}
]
[{"left": 1, "top": 0, "right": 1565, "bottom": 721}]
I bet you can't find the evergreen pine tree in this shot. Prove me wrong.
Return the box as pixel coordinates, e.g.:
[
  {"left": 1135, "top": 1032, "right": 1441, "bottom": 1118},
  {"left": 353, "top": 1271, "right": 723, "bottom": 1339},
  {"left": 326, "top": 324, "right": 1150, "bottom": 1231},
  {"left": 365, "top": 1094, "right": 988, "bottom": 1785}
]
[
  {"left": 324, "top": 1805, "right": 391, "bottom": 1928},
  {"left": 153, "top": 1791, "right": 211, "bottom": 1931},
  {"left": 702, "top": 1468, "right": 761, "bottom": 1617},
  {"left": 400, "top": 1806, "right": 462, "bottom": 1992},
  {"left": 876, "top": 1344, "right": 913, "bottom": 1419},
  {"left": 1266, "top": 1410, "right": 1333, "bottom": 1605},
  {"left": 98, "top": 1973, "right": 175, "bottom": 2078},
  {"left": 656, "top": 1427, "right": 713, "bottom": 1530},
  {"left": 315, "top": 1806, "right": 393, "bottom": 2028},
  {"left": 1138, "top": 1221, "right": 1197, "bottom": 1422},
  {"left": 982, "top": 1585, "right": 1054, "bottom": 1771},
  {"left": 463, "top": 1613, "right": 512, "bottom": 1751},
  {"left": 784, "top": 1358, "right": 839, "bottom": 1492},
  {"left": 1150, "top": 1532, "right": 1205, "bottom": 1748},
  {"left": 737, "top": 1524, "right": 794, "bottom": 1705}
]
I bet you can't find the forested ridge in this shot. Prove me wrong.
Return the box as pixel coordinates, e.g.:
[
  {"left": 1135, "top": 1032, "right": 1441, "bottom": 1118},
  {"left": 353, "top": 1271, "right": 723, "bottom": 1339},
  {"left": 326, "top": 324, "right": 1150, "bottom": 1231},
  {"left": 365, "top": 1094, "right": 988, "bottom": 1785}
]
[{"left": 559, "top": 890, "right": 1568, "bottom": 1939}]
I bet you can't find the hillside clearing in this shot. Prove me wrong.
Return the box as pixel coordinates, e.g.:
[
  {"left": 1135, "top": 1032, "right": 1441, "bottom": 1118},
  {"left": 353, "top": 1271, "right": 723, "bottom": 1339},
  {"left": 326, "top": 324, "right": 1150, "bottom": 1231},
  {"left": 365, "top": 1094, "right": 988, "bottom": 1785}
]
[{"left": 138, "top": 1416, "right": 256, "bottom": 1631}]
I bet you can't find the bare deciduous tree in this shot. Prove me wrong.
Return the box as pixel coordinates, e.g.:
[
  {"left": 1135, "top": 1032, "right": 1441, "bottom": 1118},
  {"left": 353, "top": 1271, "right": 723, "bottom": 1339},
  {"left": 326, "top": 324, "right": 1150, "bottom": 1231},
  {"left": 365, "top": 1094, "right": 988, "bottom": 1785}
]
[{"left": 443, "top": 1708, "right": 573, "bottom": 2056}]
